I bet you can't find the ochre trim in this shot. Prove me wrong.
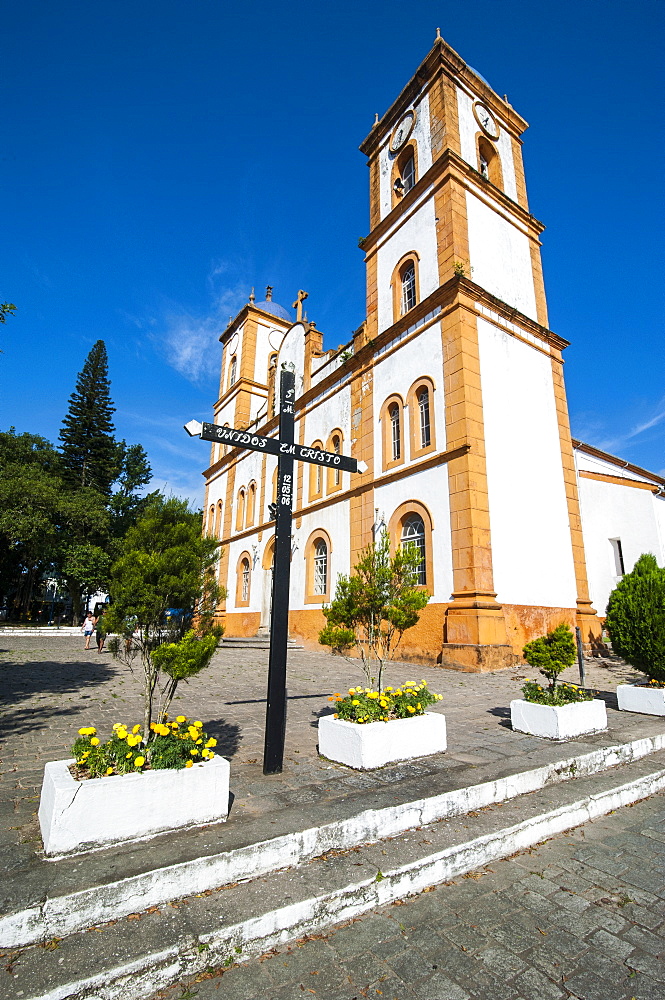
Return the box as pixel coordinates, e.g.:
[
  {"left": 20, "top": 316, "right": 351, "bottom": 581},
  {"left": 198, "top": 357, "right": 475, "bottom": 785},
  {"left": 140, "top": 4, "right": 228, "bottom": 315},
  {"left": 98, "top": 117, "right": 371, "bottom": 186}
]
[
  {"left": 407, "top": 377, "right": 437, "bottom": 460},
  {"left": 380, "top": 393, "right": 406, "bottom": 472},
  {"left": 387, "top": 500, "right": 434, "bottom": 592},
  {"left": 549, "top": 356, "right": 600, "bottom": 642},
  {"left": 235, "top": 551, "right": 252, "bottom": 608},
  {"left": 578, "top": 470, "right": 662, "bottom": 493},
  {"left": 304, "top": 528, "right": 333, "bottom": 604},
  {"left": 572, "top": 439, "right": 665, "bottom": 488}
]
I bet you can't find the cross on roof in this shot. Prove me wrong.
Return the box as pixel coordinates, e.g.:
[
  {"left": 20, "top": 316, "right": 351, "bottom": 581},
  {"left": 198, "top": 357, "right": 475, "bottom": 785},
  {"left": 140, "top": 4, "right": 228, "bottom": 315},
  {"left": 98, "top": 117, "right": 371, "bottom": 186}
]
[{"left": 292, "top": 289, "right": 308, "bottom": 322}]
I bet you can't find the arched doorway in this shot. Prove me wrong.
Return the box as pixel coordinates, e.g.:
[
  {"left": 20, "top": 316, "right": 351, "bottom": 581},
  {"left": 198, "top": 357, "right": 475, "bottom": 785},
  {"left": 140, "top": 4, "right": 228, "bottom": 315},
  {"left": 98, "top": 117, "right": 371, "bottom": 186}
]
[{"left": 260, "top": 537, "right": 275, "bottom": 630}]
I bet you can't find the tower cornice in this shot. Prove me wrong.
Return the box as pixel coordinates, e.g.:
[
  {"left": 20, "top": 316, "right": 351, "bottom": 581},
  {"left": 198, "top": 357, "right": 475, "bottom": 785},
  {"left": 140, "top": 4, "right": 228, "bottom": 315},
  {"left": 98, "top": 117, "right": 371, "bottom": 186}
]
[{"left": 359, "top": 37, "right": 528, "bottom": 158}]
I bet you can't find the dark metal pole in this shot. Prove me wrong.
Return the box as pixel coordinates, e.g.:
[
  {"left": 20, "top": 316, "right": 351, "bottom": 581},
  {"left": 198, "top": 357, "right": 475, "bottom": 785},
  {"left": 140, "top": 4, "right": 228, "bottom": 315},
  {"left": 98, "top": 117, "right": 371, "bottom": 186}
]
[
  {"left": 263, "top": 366, "right": 295, "bottom": 774},
  {"left": 575, "top": 625, "right": 586, "bottom": 688}
]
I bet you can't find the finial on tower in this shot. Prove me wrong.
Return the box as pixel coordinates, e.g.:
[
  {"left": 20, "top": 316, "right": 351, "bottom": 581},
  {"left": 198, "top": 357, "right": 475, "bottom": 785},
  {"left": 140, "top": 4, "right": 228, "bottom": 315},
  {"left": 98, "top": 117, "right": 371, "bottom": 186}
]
[
  {"left": 249, "top": 287, "right": 255, "bottom": 304},
  {"left": 292, "top": 289, "right": 308, "bottom": 323},
  {"left": 435, "top": 27, "right": 441, "bottom": 41},
  {"left": 265, "top": 285, "right": 273, "bottom": 301},
  {"left": 373, "top": 113, "right": 379, "bottom": 127}
]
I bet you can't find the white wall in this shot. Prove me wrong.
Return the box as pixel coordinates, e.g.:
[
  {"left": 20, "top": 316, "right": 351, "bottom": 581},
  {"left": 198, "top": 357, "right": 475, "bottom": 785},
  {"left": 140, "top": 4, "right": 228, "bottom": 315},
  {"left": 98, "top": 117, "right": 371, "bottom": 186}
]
[
  {"left": 289, "top": 501, "right": 351, "bottom": 612},
  {"left": 276, "top": 322, "right": 306, "bottom": 399},
  {"left": 575, "top": 455, "right": 665, "bottom": 615},
  {"left": 372, "top": 323, "right": 446, "bottom": 478},
  {"left": 374, "top": 466, "right": 453, "bottom": 603},
  {"left": 378, "top": 91, "right": 433, "bottom": 221},
  {"left": 466, "top": 192, "right": 537, "bottom": 321},
  {"left": 376, "top": 198, "right": 439, "bottom": 334},
  {"left": 477, "top": 317, "right": 577, "bottom": 608},
  {"left": 456, "top": 86, "right": 517, "bottom": 203}
]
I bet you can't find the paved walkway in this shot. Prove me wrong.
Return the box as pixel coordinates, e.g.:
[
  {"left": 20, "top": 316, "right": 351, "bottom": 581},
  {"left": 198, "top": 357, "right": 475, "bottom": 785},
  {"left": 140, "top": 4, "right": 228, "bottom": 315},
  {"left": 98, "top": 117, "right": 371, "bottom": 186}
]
[
  {"left": 149, "top": 792, "right": 665, "bottom": 1000},
  {"left": 0, "top": 632, "right": 647, "bottom": 860},
  {"left": 0, "top": 634, "right": 663, "bottom": 1000}
]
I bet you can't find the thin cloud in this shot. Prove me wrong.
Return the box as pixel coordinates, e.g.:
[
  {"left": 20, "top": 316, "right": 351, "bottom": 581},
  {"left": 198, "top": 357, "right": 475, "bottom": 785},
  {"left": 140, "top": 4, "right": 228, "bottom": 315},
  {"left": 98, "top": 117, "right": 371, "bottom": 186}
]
[
  {"left": 158, "top": 263, "right": 249, "bottom": 383},
  {"left": 586, "top": 395, "right": 665, "bottom": 456}
]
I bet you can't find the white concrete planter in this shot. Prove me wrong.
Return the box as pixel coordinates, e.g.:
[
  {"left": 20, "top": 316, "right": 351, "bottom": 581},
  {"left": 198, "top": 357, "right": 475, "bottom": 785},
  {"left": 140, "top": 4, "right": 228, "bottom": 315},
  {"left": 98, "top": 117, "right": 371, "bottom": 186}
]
[
  {"left": 318, "top": 712, "right": 447, "bottom": 770},
  {"left": 617, "top": 684, "right": 665, "bottom": 716},
  {"left": 38, "top": 755, "right": 230, "bottom": 857},
  {"left": 510, "top": 698, "right": 607, "bottom": 740}
]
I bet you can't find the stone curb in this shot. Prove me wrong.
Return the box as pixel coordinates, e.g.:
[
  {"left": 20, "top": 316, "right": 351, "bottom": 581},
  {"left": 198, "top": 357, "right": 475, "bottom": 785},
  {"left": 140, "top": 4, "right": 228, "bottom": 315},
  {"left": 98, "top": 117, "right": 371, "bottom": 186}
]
[
  {"left": 14, "top": 762, "right": 665, "bottom": 1000},
  {"left": 3, "top": 732, "right": 664, "bottom": 950}
]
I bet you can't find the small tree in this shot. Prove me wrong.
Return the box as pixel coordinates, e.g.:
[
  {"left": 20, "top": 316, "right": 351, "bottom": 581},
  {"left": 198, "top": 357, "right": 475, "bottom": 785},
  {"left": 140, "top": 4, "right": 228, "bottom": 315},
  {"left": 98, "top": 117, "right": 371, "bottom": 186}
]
[
  {"left": 105, "top": 496, "right": 225, "bottom": 737},
  {"left": 605, "top": 553, "right": 665, "bottom": 683},
  {"left": 522, "top": 623, "right": 577, "bottom": 691},
  {"left": 318, "top": 528, "right": 429, "bottom": 691}
]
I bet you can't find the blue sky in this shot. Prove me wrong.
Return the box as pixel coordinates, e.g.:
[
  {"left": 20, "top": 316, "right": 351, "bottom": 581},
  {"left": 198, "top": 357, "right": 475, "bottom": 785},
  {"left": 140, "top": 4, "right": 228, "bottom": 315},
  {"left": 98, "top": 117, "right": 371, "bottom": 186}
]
[{"left": 2, "top": 0, "right": 663, "bottom": 506}]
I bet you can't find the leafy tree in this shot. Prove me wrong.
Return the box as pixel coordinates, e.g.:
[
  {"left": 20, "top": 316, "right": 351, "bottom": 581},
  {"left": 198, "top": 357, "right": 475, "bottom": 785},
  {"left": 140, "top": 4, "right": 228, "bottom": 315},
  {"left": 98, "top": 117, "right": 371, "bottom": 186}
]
[
  {"left": 318, "top": 528, "right": 429, "bottom": 691},
  {"left": 105, "top": 496, "right": 224, "bottom": 736},
  {"left": 59, "top": 340, "right": 119, "bottom": 495},
  {"left": 108, "top": 442, "right": 157, "bottom": 540},
  {"left": 522, "top": 623, "right": 577, "bottom": 691},
  {"left": 605, "top": 553, "right": 665, "bottom": 683},
  {"left": 0, "top": 302, "right": 16, "bottom": 323}
]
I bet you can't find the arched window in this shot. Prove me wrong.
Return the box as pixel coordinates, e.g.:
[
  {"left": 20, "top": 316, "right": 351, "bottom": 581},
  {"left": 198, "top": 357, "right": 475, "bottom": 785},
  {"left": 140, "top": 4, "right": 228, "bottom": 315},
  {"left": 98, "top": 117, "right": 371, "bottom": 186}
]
[
  {"left": 391, "top": 254, "right": 420, "bottom": 323},
  {"left": 407, "top": 377, "right": 436, "bottom": 459},
  {"left": 401, "top": 263, "right": 416, "bottom": 314},
  {"left": 401, "top": 514, "right": 426, "bottom": 586},
  {"left": 267, "top": 353, "right": 278, "bottom": 418},
  {"left": 314, "top": 540, "right": 328, "bottom": 595},
  {"left": 235, "top": 552, "right": 252, "bottom": 607},
  {"left": 390, "top": 403, "right": 401, "bottom": 461},
  {"left": 326, "top": 430, "right": 344, "bottom": 494},
  {"left": 229, "top": 355, "right": 238, "bottom": 387},
  {"left": 304, "top": 529, "right": 332, "bottom": 603},
  {"left": 380, "top": 395, "right": 405, "bottom": 471},
  {"left": 401, "top": 152, "right": 415, "bottom": 193},
  {"left": 308, "top": 441, "right": 325, "bottom": 501},
  {"left": 214, "top": 501, "right": 223, "bottom": 538},
  {"left": 477, "top": 136, "right": 503, "bottom": 189},
  {"left": 246, "top": 482, "right": 256, "bottom": 527},
  {"left": 207, "top": 504, "right": 215, "bottom": 537},
  {"left": 389, "top": 501, "right": 434, "bottom": 591},
  {"left": 391, "top": 143, "right": 419, "bottom": 208},
  {"left": 235, "top": 488, "right": 246, "bottom": 531}
]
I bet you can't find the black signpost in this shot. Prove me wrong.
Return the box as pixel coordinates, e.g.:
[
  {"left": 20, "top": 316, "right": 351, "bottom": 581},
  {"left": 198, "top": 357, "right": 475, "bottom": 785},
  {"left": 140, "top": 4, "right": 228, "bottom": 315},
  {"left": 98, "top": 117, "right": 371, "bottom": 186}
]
[{"left": 190, "top": 365, "right": 362, "bottom": 774}]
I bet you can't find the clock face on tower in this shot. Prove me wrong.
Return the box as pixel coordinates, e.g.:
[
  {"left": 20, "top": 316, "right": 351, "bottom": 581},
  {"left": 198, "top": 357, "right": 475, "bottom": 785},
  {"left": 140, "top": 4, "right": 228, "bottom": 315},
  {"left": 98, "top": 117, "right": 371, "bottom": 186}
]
[
  {"left": 390, "top": 110, "right": 417, "bottom": 153},
  {"left": 473, "top": 101, "right": 500, "bottom": 141}
]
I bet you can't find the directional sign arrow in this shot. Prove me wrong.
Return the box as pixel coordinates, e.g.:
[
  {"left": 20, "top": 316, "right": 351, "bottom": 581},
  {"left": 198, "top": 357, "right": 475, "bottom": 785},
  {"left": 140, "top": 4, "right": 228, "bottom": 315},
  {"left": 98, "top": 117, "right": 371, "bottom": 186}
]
[{"left": 199, "top": 421, "right": 362, "bottom": 473}]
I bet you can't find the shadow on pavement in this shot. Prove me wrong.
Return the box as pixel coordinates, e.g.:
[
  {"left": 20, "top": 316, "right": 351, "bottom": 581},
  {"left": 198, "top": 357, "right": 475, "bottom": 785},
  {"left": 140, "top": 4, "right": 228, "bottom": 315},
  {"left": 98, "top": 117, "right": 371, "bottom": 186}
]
[
  {"left": 202, "top": 718, "right": 242, "bottom": 759},
  {"left": 0, "top": 658, "right": 116, "bottom": 737}
]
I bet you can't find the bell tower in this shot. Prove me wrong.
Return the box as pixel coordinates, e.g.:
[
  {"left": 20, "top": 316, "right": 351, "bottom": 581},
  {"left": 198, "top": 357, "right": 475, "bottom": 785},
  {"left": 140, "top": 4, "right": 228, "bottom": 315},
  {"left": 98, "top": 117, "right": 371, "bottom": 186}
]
[{"left": 359, "top": 33, "right": 599, "bottom": 667}]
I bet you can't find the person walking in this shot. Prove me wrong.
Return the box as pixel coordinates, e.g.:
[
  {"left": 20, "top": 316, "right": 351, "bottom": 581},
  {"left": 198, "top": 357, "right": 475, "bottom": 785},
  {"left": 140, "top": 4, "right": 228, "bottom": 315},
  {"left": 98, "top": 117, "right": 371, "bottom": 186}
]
[
  {"left": 95, "top": 611, "right": 107, "bottom": 653},
  {"left": 81, "top": 612, "right": 96, "bottom": 650}
]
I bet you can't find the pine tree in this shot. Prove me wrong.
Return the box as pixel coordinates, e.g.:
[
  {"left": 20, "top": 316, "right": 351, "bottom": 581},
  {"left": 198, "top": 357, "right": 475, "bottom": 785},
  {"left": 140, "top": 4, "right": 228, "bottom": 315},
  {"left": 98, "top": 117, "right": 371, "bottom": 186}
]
[{"left": 59, "top": 340, "right": 119, "bottom": 494}]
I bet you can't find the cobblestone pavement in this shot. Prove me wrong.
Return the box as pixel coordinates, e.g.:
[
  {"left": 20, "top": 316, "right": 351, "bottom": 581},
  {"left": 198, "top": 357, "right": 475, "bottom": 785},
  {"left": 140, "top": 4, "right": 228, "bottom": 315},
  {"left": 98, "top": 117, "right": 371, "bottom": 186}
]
[
  {"left": 0, "top": 634, "right": 645, "bottom": 855},
  {"left": 150, "top": 793, "right": 665, "bottom": 1000}
]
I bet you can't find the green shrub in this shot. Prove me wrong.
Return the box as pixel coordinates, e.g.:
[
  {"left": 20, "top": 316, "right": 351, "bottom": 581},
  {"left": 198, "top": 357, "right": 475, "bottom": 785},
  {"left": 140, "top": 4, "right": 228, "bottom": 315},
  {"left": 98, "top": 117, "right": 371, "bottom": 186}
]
[
  {"left": 521, "top": 680, "right": 593, "bottom": 706},
  {"left": 71, "top": 716, "right": 218, "bottom": 778},
  {"left": 522, "top": 623, "right": 577, "bottom": 692},
  {"left": 605, "top": 553, "right": 665, "bottom": 683}
]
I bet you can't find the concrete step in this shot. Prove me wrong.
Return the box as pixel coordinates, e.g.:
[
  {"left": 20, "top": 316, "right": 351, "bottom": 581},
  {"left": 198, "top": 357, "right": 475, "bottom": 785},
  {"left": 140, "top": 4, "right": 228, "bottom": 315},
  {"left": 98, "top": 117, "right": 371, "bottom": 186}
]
[
  {"left": 221, "top": 636, "right": 304, "bottom": 650},
  {"left": 2, "top": 737, "right": 665, "bottom": 1000},
  {"left": 0, "top": 627, "right": 81, "bottom": 636}
]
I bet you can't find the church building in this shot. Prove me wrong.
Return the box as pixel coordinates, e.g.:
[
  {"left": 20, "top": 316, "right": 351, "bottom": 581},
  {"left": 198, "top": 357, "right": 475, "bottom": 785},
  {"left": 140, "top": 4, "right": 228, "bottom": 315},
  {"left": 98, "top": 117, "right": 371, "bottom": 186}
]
[{"left": 202, "top": 33, "right": 665, "bottom": 671}]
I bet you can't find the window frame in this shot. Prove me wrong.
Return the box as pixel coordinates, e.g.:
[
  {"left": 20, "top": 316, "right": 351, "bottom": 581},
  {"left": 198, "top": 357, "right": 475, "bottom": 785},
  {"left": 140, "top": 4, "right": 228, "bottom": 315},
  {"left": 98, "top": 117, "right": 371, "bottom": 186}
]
[
  {"left": 304, "top": 528, "right": 332, "bottom": 604},
  {"left": 380, "top": 394, "right": 405, "bottom": 472},
  {"left": 388, "top": 500, "right": 434, "bottom": 592},
  {"left": 476, "top": 135, "right": 504, "bottom": 190},
  {"left": 391, "top": 252, "right": 420, "bottom": 324},
  {"left": 326, "top": 429, "right": 345, "bottom": 495},
  {"left": 235, "top": 551, "right": 252, "bottom": 607},
  {"left": 308, "top": 440, "right": 325, "bottom": 502},
  {"left": 407, "top": 376, "right": 437, "bottom": 459}
]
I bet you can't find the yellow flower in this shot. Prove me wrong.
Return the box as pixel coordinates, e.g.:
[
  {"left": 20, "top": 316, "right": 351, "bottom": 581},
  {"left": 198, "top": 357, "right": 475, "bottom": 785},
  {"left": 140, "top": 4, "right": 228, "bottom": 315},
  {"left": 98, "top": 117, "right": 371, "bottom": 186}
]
[
  {"left": 176, "top": 715, "right": 186, "bottom": 723},
  {"left": 348, "top": 688, "right": 356, "bottom": 695},
  {"left": 385, "top": 686, "right": 393, "bottom": 692},
  {"left": 190, "top": 748, "right": 199, "bottom": 756},
  {"left": 333, "top": 713, "right": 339, "bottom": 719},
  {"left": 106, "top": 767, "right": 113, "bottom": 775},
  {"left": 134, "top": 756, "right": 145, "bottom": 767},
  {"left": 126, "top": 752, "right": 132, "bottom": 758},
  {"left": 395, "top": 690, "right": 402, "bottom": 696},
  {"left": 90, "top": 737, "right": 100, "bottom": 746},
  {"left": 416, "top": 703, "right": 421, "bottom": 710},
  {"left": 185, "top": 760, "right": 193, "bottom": 768},
  {"left": 132, "top": 724, "right": 141, "bottom": 734},
  {"left": 352, "top": 700, "right": 360, "bottom": 706},
  {"left": 112, "top": 723, "right": 121, "bottom": 731},
  {"left": 205, "top": 738, "right": 217, "bottom": 748},
  {"left": 407, "top": 705, "right": 416, "bottom": 713},
  {"left": 368, "top": 691, "right": 379, "bottom": 700},
  {"left": 194, "top": 721, "right": 203, "bottom": 728},
  {"left": 78, "top": 727, "right": 87, "bottom": 736}
]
